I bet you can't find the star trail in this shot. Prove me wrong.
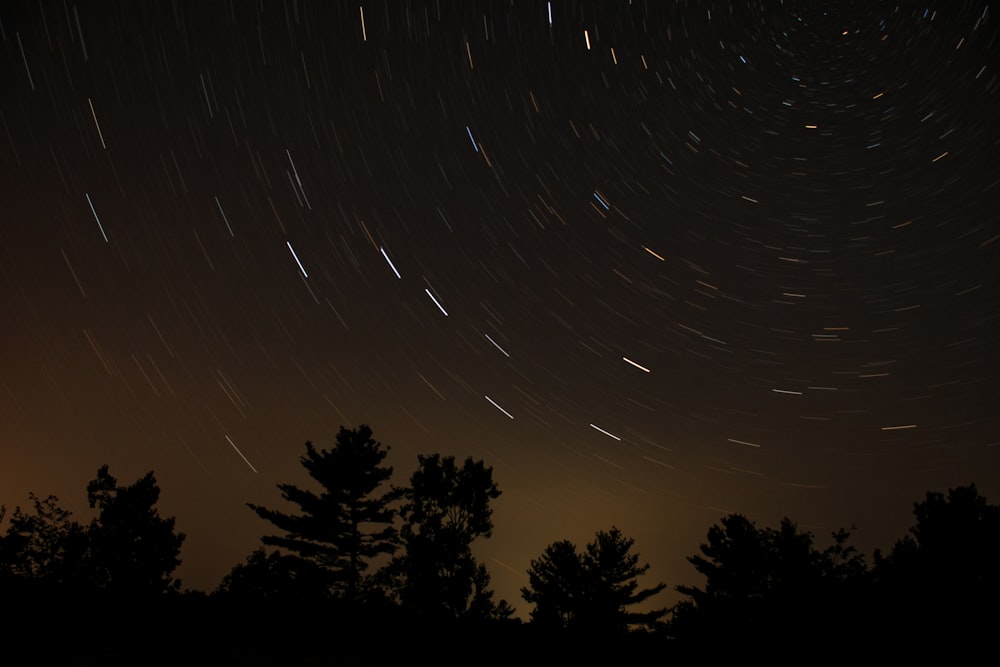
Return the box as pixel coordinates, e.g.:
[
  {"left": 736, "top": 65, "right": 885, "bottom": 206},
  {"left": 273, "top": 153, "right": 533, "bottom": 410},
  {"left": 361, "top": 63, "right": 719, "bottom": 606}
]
[{"left": 1, "top": 1, "right": 998, "bottom": 612}]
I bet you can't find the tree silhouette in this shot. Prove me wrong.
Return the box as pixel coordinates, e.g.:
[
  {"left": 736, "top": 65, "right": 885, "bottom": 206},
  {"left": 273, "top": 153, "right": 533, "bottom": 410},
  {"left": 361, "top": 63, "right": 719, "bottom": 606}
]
[
  {"left": 873, "top": 483, "right": 1000, "bottom": 640},
  {"left": 387, "top": 453, "right": 510, "bottom": 619},
  {"left": 877, "top": 483, "right": 1000, "bottom": 587},
  {"left": 215, "top": 547, "right": 331, "bottom": 604},
  {"left": 522, "top": 539, "right": 585, "bottom": 629},
  {"left": 86, "top": 465, "right": 185, "bottom": 598},
  {"left": 582, "top": 527, "right": 668, "bottom": 632},
  {"left": 672, "top": 514, "right": 867, "bottom": 644},
  {"left": 522, "top": 527, "right": 667, "bottom": 635},
  {"left": 677, "top": 515, "right": 819, "bottom": 608},
  {"left": 0, "top": 493, "right": 88, "bottom": 589},
  {"left": 248, "top": 425, "right": 401, "bottom": 602}
]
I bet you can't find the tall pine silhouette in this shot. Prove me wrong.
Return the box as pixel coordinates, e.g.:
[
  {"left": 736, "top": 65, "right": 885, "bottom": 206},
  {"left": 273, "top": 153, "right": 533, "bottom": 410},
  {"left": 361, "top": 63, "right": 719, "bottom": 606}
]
[{"left": 249, "top": 424, "right": 401, "bottom": 602}]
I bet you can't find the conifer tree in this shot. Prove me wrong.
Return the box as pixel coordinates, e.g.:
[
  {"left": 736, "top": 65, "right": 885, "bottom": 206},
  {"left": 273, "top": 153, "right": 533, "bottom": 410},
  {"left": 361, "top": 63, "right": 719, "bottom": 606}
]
[
  {"left": 249, "top": 424, "right": 400, "bottom": 601},
  {"left": 522, "top": 526, "right": 667, "bottom": 634}
]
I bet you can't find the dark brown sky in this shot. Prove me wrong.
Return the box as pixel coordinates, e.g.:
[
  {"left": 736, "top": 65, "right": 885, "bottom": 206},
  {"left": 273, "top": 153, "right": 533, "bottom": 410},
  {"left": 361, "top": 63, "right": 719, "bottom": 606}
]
[{"left": 2, "top": 1, "right": 998, "bottom": 615}]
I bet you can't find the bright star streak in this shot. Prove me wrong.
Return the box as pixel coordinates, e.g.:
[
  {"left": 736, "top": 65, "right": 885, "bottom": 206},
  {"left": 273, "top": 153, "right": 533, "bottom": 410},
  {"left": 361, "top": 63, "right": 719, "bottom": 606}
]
[
  {"left": 590, "top": 423, "right": 621, "bottom": 441},
  {"left": 484, "top": 333, "right": 510, "bottom": 357},
  {"left": 287, "top": 241, "right": 308, "bottom": 278},
  {"left": 86, "top": 193, "right": 108, "bottom": 242},
  {"left": 623, "top": 357, "right": 650, "bottom": 373},
  {"left": 286, "top": 149, "right": 310, "bottom": 208},
  {"left": 484, "top": 395, "right": 514, "bottom": 419},
  {"left": 642, "top": 246, "right": 665, "bottom": 261},
  {"left": 215, "top": 196, "right": 234, "bottom": 237},
  {"left": 425, "top": 288, "right": 448, "bottom": 316},
  {"left": 380, "top": 246, "right": 401, "bottom": 279},
  {"left": 225, "top": 435, "right": 258, "bottom": 473},
  {"left": 728, "top": 438, "right": 762, "bottom": 448},
  {"left": 88, "top": 98, "right": 107, "bottom": 149}
]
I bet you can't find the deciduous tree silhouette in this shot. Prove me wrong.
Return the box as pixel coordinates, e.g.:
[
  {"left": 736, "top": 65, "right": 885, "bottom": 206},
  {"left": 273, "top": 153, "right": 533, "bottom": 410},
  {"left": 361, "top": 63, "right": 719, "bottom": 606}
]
[
  {"left": 86, "top": 465, "right": 185, "bottom": 597},
  {"left": 0, "top": 493, "right": 88, "bottom": 588},
  {"left": 387, "top": 453, "right": 510, "bottom": 619},
  {"left": 215, "top": 547, "right": 331, "bottom": 604},
  {"left": 522, "top": 527, "right": 667, "bottom": 635},
  {"left": 248, "top": 425, "right": 401, "bottom": 602}
]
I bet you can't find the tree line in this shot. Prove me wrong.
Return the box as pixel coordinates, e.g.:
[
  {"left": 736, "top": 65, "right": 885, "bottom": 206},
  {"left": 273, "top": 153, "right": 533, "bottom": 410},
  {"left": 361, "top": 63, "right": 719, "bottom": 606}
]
[{"left": 3, "top": 424, "right": 999, "bottom": 661}]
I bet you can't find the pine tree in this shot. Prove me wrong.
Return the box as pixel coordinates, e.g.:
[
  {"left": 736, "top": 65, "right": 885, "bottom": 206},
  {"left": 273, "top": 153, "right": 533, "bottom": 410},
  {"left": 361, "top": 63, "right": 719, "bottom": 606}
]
[
  {"left": 581, "top": 527, "right": 667, "bottom": 633},
  {"left": 672, "top": 514, "right": 867, "bottom": 643},
  {"left": 521, "top": 539, "right": 586, "bottom": 629},
  {"left": 522, "top": 526, "right": 667, "bottom": 634},
  {"left": 248, "top": 424, "right": 400, "bottom": 601}
]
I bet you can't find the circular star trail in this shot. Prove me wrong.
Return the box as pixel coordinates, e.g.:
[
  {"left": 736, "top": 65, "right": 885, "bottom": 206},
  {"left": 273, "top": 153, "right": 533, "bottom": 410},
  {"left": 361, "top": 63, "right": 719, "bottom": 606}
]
[{"left": 1, "top": 1, "right": 998, "bottom": 611}]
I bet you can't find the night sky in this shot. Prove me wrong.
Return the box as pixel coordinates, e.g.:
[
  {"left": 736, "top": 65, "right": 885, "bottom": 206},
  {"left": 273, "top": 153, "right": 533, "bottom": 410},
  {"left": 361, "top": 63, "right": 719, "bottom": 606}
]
[{"left": 2, "top": 1, "right": 999, "bottom": 614}]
